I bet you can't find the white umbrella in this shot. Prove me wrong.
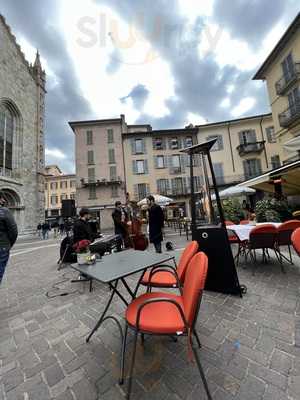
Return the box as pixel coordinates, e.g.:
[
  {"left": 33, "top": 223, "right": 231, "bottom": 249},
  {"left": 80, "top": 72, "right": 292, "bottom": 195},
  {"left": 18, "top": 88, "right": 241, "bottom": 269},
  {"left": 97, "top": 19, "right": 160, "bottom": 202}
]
[
  {"left": 137, "top": 194, "right": 173, "bottom": 207},
  {"left": 211, "top": 186, "right": 256, "bottom": 200}
]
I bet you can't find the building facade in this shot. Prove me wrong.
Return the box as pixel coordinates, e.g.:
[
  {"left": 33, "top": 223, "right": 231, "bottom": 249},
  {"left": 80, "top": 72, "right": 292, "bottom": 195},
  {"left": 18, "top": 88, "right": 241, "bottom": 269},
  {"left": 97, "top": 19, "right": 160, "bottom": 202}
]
[
  {"left": 44, "top": 165, "right": 76, "bottom": 219},
  {"left": 71, "top": 112, "right": 284, "bottom": 229},
  {"left": 0, "top": 15, "right": 46, "bottom": 234},
  {"left": 69, "top": 116, "right": 127, "bottom": 230},
  {"left": 253, "top": 13, "right": 300, "bottom": 163}
]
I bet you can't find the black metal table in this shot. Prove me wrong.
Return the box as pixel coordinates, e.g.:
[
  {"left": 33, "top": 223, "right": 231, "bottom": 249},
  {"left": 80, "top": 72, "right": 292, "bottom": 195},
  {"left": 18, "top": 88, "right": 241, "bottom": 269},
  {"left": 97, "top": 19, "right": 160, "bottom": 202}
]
[{"left": 71, "top": 250, "right": 175, "bottom": 343}]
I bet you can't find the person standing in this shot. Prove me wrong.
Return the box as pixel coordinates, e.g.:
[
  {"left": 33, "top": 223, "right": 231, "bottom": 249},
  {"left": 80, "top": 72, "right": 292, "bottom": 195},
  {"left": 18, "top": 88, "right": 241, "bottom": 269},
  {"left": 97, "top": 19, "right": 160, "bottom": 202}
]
[
  {"left": 0, "top": 197, "right": 18, "bottom": 284},
  {"left": 147, "top": 195, "right": 164, "bottom": 253},
  {"left": 112, "top": 201, "right": 129, "bottom": 251},
  {"left": 37, "top": 222, "right": 42, "bottom": 238}
]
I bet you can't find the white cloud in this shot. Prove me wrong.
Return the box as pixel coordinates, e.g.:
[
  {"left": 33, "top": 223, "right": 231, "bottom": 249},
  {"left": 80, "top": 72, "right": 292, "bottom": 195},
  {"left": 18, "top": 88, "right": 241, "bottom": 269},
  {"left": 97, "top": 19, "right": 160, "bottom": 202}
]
[
  {"left": 186, "top": 112, "right": 207, "bottom": 125},
  {"left": 220, "top": 97, "right": 231, "bottom": 108},
  {"left": 45, "top": 148, "right": 67, "bottom": 159},
  {"left": 231, "top": 97, "right": 256, "bottom": 117}
]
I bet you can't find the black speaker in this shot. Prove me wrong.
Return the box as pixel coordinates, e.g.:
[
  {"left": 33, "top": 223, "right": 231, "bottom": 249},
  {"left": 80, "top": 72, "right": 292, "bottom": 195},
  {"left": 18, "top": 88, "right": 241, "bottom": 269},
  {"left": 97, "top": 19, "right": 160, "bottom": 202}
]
[
  {"left": 61, "top": 199, "right": 76, "bottom": 218},
  {"left": 193, "top": 225, "right": 242, "bottom": 296}
]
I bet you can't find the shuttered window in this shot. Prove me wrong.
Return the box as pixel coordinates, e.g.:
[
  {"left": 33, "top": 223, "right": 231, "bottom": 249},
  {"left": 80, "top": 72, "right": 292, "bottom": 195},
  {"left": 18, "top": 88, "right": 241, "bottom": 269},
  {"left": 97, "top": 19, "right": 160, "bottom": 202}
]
[
  {"left": 87, "top": 150, "right": 94, "bottom": 164},
  {"left": 266, "top": 126, "right": 276, "bottom": 143},
  {"left": 89, "top": 186, "right": 97, "bottom": 199},
  {"left": 110, "top": 166, "right": 117, "bottom": 180},
  {"left": 86, "top": 130, "right": 93, "bottom": 145},
  {"left": 271, "top": 155, "right": 281, "bottom": 169},
  {"left": 111, "top": 185, "right": 118, "bottom": 197},
  {"left": 239, "top": 130, "right": 257, "bottom": 144},
  {"left": 107, "top": 128, "right": 114, "bottom": 143},
  {"left": 132, "top": 160, "right": 148, "bottom": 174},
  {"left": 243, "top": 159, "right": 262, "bottom": 179},
  {"left": 108, "top": 148, "right": 115, "bottom": 164},
  {"left": 88, "top": 168, "right": 95, "bottom": 182}
]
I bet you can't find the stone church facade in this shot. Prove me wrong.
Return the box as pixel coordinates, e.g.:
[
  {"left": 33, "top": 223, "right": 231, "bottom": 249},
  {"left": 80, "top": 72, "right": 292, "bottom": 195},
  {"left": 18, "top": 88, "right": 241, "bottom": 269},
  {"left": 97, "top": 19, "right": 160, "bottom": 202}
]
[{"left": 0, "top": 15, "right": 46, "bottom": 234}]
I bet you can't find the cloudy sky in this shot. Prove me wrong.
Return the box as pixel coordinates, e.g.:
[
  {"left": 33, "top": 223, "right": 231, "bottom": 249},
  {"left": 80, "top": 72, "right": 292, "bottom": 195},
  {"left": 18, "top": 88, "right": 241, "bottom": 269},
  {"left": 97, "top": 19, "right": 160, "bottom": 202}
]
[{"left": 0, "top": 1, "right": 299, "bottom": 172}]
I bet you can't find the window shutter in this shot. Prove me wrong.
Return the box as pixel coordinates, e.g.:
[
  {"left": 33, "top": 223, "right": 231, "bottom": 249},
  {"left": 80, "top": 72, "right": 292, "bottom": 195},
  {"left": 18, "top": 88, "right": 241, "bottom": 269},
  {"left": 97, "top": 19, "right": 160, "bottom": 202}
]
[
  {"left": 180, "top": 155, "right": 185, "bottom": 173},
  {"left": 167, "top": 155, "right": 173, "bottom": 168},
  {"left": 133, "top": 184, "right": 138, "bottom": 200},
  {"left": 218, "top": 135, "right": 224, "bottom": 150},
  {"left": 146, "top": 184, "right": 150, "bottom": 196},
  {"left": 131, "top": 138, "right": 136, "bottom": 155},
  {"left": 144, "top": 159, "right": 149, "bottom": 174},
  {"left": 162, "top": 138, "right": 167, "bottom": 150},
  {"left": 249, "top": 130, "right": 257, "bottom": 143},
  {"left": 255, "top": 159, "right": 262, "bottom": 175},
  {"left": 178, "top": 138, "right": 183, "bottom": 149},
  {"left": 154, "top": 156, "right": 158, "bottom": 168},
  {"left": 239, "top": 131, "right": 245, "bottom": 144},
  {"left": 142, "top": 139, "right": 146, "bottom": 154},
  {"left": 132, "top": 160, "right": 137, "bottom": 174}
]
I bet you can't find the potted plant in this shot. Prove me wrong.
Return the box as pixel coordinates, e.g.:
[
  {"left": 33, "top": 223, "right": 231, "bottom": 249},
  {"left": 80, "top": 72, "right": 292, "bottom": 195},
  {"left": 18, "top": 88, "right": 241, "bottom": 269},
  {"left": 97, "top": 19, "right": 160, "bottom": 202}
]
[{"left": 73, "top": 239, "right": 91, "bottom": 265}]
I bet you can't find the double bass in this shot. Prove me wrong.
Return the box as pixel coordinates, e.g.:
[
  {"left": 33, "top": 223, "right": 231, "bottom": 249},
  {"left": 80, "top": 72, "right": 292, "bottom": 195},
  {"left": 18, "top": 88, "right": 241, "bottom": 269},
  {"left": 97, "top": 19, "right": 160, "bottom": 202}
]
[{"left": 129, "top": 217, "right": 149, "bottom": 251}]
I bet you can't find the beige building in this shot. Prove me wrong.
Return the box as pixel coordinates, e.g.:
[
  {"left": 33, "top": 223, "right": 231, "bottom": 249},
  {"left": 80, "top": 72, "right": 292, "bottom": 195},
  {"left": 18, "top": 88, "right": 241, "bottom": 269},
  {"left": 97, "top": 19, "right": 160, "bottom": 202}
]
[
  {"left": 197, "top": 113, "right": 284, "bottom": 186},
  {"left": 253, "top": 12, "right": 300, "bottom": 163},
  {"left": 0, "top": 15, "right": 46, "bottom": 234},
  {"left": 71, "top": 113, "right": 285, "bottom": 228},
  {"left": 69, "top": 116, "right": 127, "bottom": 230},
  {"left": 44, "top": 165, "right": 76, "bottom": 219}
]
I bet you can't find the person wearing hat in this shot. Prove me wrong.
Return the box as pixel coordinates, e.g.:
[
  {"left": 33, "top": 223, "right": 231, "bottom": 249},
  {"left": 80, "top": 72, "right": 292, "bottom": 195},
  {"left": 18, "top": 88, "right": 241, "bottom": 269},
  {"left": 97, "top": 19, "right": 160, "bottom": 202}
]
[
  {"left": 0, "top": 196, "right": 18, "bottom": 284},
  {"left": 73, "top": 208, "right": 93, "bottom": 244}
]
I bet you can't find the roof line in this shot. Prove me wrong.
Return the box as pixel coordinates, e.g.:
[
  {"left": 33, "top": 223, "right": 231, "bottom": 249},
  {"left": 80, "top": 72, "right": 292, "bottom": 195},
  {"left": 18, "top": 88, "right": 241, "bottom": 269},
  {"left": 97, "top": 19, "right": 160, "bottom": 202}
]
[
  {"left": 253, "top": 12, "right": 300, "bottom": 80},
  {"left": 196, "top": 112, "right": 272, "bottom": 128}
]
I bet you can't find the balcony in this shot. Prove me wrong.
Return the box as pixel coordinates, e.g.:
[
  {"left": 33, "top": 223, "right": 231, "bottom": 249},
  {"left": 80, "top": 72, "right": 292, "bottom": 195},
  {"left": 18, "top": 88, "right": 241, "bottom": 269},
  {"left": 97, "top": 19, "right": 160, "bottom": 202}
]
[
  {"left": 275, "top": 63, "right": 300, "bottom": 95},
  {"left": 236, "top": 141, "right": 265, "bottom": 156},
  {"left": 279, "top": 101, "right": 300, "bottom": 128},
  {"left": 80, "top": 177, "right": 123, "bottom": 187}
]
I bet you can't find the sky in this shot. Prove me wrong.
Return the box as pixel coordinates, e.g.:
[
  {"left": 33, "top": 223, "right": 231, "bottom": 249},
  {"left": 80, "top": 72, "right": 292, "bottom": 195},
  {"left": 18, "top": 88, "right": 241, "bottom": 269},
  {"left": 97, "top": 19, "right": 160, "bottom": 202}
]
[{"left": 0, "top": 0, "right": 299, "bottom": 173}]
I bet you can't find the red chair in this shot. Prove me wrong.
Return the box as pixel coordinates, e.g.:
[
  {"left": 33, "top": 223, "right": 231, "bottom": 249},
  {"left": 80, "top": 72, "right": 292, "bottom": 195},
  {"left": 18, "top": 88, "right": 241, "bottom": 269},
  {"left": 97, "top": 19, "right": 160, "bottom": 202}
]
[
  {"left": 240, "top": 220, "right": 250, "bottom": 225},
  {"left": 225, "top": 221, "right": 247, "bottom": 265},
  {"left": 140, "top": 241, "right": 199, "bottom": 291},
  {"left": 119, "top": 252, "right": 212, "bottom": 400},
  {"left": 291, "top": 227, "right": 300, "bottom": 257},
  {"left": 248, "top": 224, "right": 283, "bottom": 273},
  {"left": 277, "top": 220, "right": 300, "bottom": 264}
]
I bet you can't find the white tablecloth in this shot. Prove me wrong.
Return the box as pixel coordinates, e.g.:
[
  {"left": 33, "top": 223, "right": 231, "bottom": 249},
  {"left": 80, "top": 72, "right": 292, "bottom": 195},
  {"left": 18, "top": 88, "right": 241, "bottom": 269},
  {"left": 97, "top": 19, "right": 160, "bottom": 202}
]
[{"left": 226, "top": 223, "right": 282, "bottom": 242}]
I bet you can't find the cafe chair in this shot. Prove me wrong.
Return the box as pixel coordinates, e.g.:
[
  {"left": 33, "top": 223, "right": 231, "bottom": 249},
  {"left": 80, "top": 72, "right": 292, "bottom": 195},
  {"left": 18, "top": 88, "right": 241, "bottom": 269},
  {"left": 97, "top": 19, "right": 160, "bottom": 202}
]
[
  {"left": 291, "top": 227, "right": 300, "bottom": 257},
  {"left": 248, "top": 224, "right": 283, "bottom": 274},
  {"left": 225, "top": 221, "right": 247, "bottom": 265},
  {"left": 276, "top": 220, "right": 300, "bottom": 264},
  {"left": 140, "top": 241, "right": 199, "bottom": 293},
  {"left": 119, "top": 252, "right": 212, "bottom": 400}
]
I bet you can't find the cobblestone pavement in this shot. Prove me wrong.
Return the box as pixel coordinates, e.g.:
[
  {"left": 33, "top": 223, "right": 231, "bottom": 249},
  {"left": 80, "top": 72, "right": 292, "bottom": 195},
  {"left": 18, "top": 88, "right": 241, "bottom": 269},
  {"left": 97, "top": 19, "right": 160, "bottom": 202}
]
[{"left": 0, "top": 230, "right": 300, "bottom": 400}]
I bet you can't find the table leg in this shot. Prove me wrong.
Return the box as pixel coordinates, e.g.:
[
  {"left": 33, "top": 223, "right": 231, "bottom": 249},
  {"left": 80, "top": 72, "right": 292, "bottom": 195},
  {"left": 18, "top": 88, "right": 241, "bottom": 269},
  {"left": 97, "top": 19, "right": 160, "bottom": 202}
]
[{"left": 86, "top": 280, "right": 120, "bottom": 343}]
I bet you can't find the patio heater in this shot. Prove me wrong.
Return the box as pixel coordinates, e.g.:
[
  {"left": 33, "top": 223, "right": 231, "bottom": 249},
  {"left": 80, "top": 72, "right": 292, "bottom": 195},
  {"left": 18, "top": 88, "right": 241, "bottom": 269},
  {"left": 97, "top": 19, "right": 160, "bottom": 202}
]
[{"left": 181, "top": 139, "right": 243, "bottom": 296}]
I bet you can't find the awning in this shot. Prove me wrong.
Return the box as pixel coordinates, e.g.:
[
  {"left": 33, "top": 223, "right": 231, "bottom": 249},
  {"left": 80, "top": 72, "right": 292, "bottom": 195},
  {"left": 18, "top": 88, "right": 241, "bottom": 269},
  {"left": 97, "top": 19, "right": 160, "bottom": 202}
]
[
  {"left": 237, "top": 160, "right": 300, "bottom": 195},
  {"left": 283, "top": 136, "right": 300, "bottom": 153}
]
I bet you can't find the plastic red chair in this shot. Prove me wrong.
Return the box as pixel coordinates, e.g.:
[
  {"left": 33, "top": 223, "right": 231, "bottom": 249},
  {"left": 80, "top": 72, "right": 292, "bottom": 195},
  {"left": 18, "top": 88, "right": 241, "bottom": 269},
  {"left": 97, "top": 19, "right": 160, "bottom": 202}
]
[
  {"left": 119, "top": 252, "right": 212, "bottom": 400},
  {"left": 291, "top": 228, "right": 300, "bottom": 257},
  {"left": 277, "top": 220, "right": 300, "bottom": 264},
  {"left": 240, "top": 220, "right": 250, "bottom": 225},
  {"left": 140, "top": 241, "right": 199, "bottom": 291},
  {"left": 248, "top": 224, "right": 283, "bottom": 273}
]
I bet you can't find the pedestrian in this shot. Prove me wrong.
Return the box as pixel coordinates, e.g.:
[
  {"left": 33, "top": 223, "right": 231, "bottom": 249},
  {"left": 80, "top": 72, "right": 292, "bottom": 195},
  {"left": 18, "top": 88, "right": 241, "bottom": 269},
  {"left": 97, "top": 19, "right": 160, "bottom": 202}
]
[
  {"left": 147, "top": 195, "right": 164, "bottom": 253},
  {"left": 41, "top": 221, "right": 50, "bottom": 240},
  {"left": 52, "top": 220, "right": 59, "bottom": 238},
  {"left": 36, "top": 222, "right": 42, "bottom": 238},
  {"left": 112, "top": 201, "right": 129, "bottom": 251},
  {"left": 0, "top": 196, "right": 18, "bottom": 284}
]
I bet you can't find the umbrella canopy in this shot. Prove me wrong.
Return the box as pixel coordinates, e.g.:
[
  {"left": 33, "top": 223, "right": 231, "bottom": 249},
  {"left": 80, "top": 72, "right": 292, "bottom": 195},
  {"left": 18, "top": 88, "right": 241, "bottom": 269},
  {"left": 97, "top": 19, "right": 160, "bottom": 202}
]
[
  {"left": 137, "top": 194, "right": 173, "bottom": 207},
  {"left": 211, "top": 186, "right": 255, "bottom": 200}
]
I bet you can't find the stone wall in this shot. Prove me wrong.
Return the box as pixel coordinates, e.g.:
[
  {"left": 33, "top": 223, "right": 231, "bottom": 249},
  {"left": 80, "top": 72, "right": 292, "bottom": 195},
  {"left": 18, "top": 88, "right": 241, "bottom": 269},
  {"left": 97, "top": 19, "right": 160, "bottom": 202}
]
[{"left": 0, "top": 17, "right": 45, "bottom": 234}]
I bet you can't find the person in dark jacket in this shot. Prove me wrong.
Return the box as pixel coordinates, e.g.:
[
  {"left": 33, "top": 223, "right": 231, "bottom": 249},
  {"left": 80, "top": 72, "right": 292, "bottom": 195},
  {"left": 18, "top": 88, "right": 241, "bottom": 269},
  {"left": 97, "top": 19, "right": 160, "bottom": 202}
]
[
  {"left": 73, "top": 208, "right": 93, "bottom": 244},
  {"left": 147, "top": 195, "right": 164, "bottom": 253},
  {"left": 0, "top": 197, "right": 18, "bottom": 284},
  {"left": 112, "top": 201, "right": 128, "bottom": 251}
]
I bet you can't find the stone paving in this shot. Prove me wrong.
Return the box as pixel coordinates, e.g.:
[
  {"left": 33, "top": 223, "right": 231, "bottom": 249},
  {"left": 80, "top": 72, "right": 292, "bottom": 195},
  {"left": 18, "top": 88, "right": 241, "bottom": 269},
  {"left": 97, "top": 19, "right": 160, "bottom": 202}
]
[{"left": 0, "top": 231, "right": 300, "bottom": 400}]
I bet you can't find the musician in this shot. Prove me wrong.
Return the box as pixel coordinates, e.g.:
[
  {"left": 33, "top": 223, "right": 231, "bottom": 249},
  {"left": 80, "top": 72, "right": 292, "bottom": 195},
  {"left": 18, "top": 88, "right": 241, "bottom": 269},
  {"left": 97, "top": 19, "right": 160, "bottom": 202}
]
[
  {"left": 112, "top": 201, "right": 129, "bottom": 251},
  {"left": 73, "top": 208, "right": 93, "bottom": 244}
]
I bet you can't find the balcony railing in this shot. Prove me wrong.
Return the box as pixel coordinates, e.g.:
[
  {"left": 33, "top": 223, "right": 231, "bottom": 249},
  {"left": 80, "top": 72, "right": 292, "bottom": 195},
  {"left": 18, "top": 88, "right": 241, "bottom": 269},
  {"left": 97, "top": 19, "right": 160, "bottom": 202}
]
[
  {"left": 236, "top": 141, "right": 265, "bottom": 156},
  {"left": 275, "top": 63, "right": 300, "bottom": 95},
  {"left": 80, "top": 177, "right": 123, "bottom": 187},
  {"left": 279, "top": 102, "right": 300, "bottom": 128}
]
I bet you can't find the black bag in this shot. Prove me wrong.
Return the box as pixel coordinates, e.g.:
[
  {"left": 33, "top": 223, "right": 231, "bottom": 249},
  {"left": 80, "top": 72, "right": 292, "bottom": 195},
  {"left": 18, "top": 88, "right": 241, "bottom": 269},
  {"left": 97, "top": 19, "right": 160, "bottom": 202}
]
[{"left": 59, "top": 235, "right": 76, "bottom": 263}]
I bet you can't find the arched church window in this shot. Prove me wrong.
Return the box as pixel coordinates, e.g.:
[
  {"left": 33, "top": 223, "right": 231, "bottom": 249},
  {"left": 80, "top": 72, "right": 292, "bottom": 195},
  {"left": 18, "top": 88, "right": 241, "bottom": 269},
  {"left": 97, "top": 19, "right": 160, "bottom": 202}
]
[{"left": 0, "top": 104, "right": 14, "bottom": 170}]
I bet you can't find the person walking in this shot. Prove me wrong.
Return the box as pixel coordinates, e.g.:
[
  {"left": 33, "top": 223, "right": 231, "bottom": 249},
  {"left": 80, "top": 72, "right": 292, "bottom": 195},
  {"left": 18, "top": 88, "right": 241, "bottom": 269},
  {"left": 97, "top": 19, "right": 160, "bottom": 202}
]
[
  {"left": 147, "top": 195, "right": 164, "bottom": 253},
  {"left": 42, "top": 221, "right": 50, "bottom": 240},
  {"left": 36, "top": 222, "right": 42, "bottom": 238},
  {"left": 0, "top": 197, "right": 18, "bottom": 284},
  {"left": 112, "top": 201, "right": 129, "bottom": 251}
]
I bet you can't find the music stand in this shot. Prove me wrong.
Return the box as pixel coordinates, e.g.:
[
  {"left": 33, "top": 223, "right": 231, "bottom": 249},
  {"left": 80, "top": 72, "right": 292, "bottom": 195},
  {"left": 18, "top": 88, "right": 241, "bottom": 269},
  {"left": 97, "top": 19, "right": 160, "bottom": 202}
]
[{"left": 181, "top": 139, "right": 243, "bottom": 296}]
